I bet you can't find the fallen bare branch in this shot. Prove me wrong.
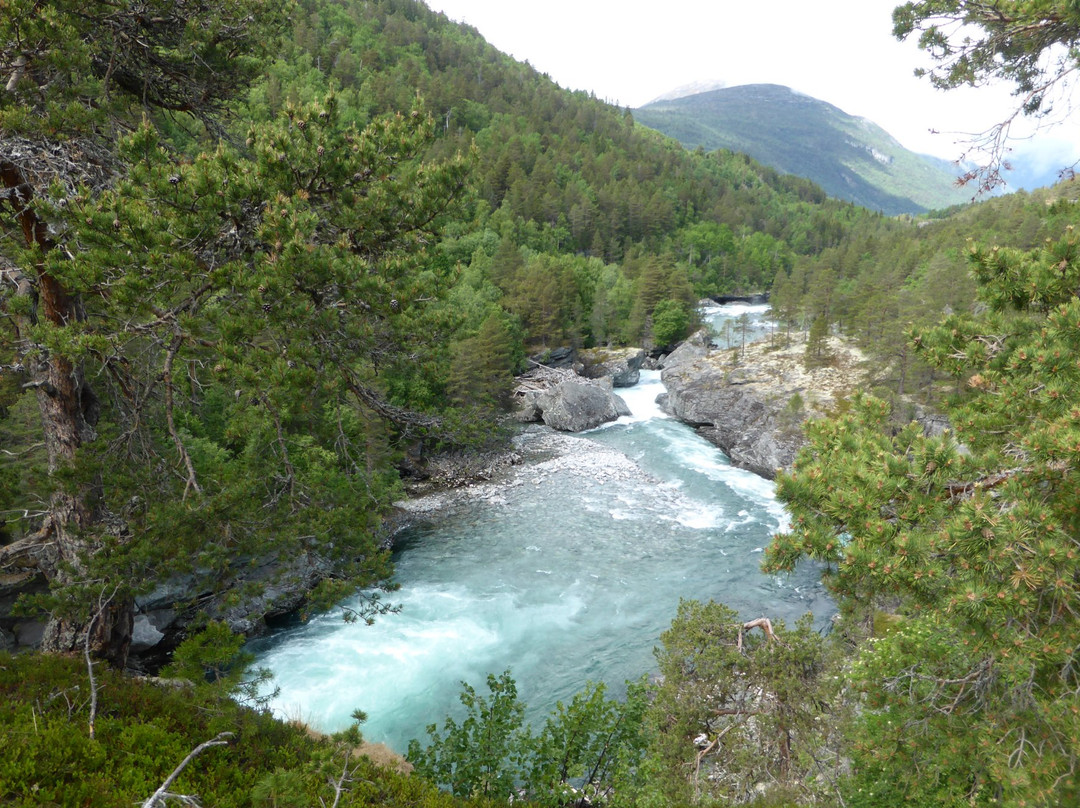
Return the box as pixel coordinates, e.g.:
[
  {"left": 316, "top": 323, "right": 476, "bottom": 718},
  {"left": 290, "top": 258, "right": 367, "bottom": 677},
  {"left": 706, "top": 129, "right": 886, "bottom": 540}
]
[{"left": 140, "top": 732, "right": 234, "bottom": 808}]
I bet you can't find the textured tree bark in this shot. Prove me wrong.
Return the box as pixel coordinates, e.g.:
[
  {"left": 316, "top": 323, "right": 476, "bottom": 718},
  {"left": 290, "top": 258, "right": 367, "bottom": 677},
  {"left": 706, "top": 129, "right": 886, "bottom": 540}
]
[{"left": 1, "top": 155, "right": 132, "bottom": 666}]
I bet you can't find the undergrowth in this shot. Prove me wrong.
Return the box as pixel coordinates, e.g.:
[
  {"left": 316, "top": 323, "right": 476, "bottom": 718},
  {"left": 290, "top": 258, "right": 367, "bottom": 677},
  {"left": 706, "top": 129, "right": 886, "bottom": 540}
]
[{"left": 0, "top": 651, "right": 496, "bottom": 807}]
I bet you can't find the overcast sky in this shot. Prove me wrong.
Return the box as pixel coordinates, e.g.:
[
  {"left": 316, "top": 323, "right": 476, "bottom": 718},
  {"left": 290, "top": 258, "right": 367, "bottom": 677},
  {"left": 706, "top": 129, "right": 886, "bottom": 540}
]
[{"left": 425, "top": 0, "right": 1080, "bottom": 168}]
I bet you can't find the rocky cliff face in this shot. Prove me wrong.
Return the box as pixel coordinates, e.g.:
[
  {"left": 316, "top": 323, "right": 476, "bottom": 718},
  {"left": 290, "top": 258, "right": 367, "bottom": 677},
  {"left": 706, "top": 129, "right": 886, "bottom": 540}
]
[
  {"left": 129, "top": 551, "right": 337, "bottom": 661},
  {"left": 659, "top": 330, "right": 868, "bottom": 479}
]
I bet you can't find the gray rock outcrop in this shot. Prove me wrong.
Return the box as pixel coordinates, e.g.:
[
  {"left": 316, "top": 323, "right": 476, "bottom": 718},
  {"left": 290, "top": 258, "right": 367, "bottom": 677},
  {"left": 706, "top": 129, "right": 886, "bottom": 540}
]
[
  {"left": 659, "top": 328, "right": 714, "bottom": 368},
  {"left": 660, "top": 333, "right": 868, "bottom": 479},
  {"left": 577, "top": 347, "right": 647, "bottom": 387},
  {"left": 660, "top": 362, "right": 803, "bottom": 479},
  {"left": 130, "top": 550, "right": 335, "bottom": 656},
  {"left": 535, "top": 378, "right": 631, "bottom": 432}
]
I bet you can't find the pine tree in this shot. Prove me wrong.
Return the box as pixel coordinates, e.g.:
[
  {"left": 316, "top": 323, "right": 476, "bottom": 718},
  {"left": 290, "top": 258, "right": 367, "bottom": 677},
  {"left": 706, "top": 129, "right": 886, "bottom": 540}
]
[
  {"left": 633, "top": 600, "right": 839, "bottom": 806},
  {"left": 804, "top": 315, "right": 833, "bottom": 368},
  {"left": 447, "top": 312, "right": 517, "bottom": 412},
  {"left": 1, "top": 0, "right": 289, "bottom": 663},
  {"left": 0, "top": 3, "right": 470, "bottom": 664},
  {"left": 766, "top": 226, "right": 1080, "bottom": 803},
  {"left": 893, "top": 0, "right": 1080, "bottom": 190}
]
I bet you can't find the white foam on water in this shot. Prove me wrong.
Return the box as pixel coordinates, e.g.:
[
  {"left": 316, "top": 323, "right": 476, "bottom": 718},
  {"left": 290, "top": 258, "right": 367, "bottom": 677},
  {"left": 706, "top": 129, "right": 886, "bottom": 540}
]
[
  {"left": 652, "top": 424, "right": 787, "bottom": 529},
  {"left": 675, "top": 507, "right": 724, "bottom": 529},
  {"left": 668, "top": 433, "right": 731, "bottom": 479},
  {"left": 254, "top": 337, "right": 830, "bottom": 752},
  {"left": 703, "top": 303, "right": 775, "bottom": 349},
  {"left": 702, "top": 302, "right": 771, "bottom": 319},
  {"left": 724, "top": 511, "right": 758, "bottom": 532},
  {"left": 710, "top": 465, "right": 787, "bottom": 527},
  {"left": 259, "top": 583, "right": 587, "bottom": 741},
  {"left": 607, "top": 370, "right": 668, "bottom": 424}
]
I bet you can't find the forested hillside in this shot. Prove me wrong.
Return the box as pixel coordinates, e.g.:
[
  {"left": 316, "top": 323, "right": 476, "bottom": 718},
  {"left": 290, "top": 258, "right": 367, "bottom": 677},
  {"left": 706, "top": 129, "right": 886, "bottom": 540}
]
[
  {"left": 634, "top": 83, "right": 972, "bottom": 215},
  {"left": 775, "top": 178, "right": 1080, "bottom": 403},
  {"left": 3, "top": 0, "right": 1080, "bottom": 805},
  {"left": 242, "top": 0, "right": 904, "bottom": 353},
  {"left": 0, "top": 0, "right": 903, "bottom": 665}
]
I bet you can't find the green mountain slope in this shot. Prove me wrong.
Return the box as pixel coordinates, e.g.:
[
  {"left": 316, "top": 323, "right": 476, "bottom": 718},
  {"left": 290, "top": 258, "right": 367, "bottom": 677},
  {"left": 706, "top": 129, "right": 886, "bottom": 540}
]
[{"left": 635, "top": 84, "right": 972, "bottom": 215}]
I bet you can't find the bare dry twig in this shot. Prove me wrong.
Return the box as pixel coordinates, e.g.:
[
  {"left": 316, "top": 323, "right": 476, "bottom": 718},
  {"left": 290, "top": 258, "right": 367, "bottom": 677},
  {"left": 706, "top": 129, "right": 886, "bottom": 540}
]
[{"left": 140, "top": 732, "right": 234, "bottom": 808}]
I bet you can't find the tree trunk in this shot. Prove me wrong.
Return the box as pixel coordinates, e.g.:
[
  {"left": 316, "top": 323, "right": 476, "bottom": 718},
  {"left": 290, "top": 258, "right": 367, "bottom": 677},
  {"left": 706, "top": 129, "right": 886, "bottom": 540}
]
[{"left": 1, "top": 156, "right": 132, "bottom": 667}]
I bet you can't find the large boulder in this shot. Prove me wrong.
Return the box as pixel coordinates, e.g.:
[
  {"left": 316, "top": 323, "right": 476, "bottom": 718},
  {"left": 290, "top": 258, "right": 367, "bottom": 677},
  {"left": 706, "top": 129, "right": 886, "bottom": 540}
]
[
  {"left": 660, "top": 361, "right": 802, "bottom": 479},
  {"left": 577, "top": 347, "right": 647, "bottom": 387},
  {"left": 535, "top": 378, "right": 631, "bottom": 432},
  {"left": 659, "top": 328, "right": 713, "bottom": 369},
  {"left": 528, "top": 346, "right": 576, "bottom": 369},
  {"left": 513, "top": 389, "right": 544, "bottom": 423}
]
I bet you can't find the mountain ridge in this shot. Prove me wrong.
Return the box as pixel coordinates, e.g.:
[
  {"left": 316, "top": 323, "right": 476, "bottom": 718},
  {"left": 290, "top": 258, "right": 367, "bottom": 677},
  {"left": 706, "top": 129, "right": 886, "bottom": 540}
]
[{"left": 634, "top": 83, "right": 973, "bottom": 215}]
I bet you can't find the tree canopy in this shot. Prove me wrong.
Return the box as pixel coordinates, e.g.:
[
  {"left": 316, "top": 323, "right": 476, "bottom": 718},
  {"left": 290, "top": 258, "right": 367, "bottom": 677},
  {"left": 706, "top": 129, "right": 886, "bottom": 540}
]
[
  {"left": 0, "top": 2, "right": 470, "bottom": 665},
  {"left": 750, "top": 4, "right": 1080, "bottom": 803},
  {"left": 894, "top": 0, "right": 1080, "bottom": 188},
  {"left": 767, "top": 226, "right": 1080, "bottom": 803}
]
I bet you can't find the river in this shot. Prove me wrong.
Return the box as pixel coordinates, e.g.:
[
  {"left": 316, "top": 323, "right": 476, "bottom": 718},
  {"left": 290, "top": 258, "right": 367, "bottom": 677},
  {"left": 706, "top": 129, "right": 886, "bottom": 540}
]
[{"left": 249, "top": 303, "right": 832, "bottom": 752}]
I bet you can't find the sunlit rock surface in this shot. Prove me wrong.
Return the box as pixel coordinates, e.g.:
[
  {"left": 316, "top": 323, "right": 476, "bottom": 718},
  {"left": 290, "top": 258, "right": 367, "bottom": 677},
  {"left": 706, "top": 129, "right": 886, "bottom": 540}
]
[{"left": 660, "top": 332, "right": 868, "bottom": 479}]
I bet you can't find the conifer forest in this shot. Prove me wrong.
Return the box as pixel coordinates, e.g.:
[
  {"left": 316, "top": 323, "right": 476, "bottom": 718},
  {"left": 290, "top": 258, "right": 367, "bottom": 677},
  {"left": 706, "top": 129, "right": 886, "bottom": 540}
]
[{"left": 2, "top": 1, "right": 1079, "bottom": 805}]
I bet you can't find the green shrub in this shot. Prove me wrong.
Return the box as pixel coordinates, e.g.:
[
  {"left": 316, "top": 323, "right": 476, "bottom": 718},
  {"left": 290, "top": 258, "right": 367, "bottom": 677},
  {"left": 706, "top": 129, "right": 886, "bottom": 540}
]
[{"left": 0, "top": 652, "right": 492, "bottom": 808}]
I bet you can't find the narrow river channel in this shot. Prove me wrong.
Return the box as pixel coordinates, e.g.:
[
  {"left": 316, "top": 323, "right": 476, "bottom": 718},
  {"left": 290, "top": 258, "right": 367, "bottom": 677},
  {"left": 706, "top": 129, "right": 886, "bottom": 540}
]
[{"left": 249, "top": 304, "right": 832, "bottom": 753}]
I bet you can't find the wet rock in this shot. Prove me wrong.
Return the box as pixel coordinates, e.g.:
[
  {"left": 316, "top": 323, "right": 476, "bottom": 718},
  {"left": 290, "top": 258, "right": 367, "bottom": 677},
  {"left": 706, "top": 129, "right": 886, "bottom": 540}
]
[
  {"left": 578, "top": 347, "right": 647, "bottom": 387},
  {"left": 536, "top": 378, "right": 631, "bottom": 432}
]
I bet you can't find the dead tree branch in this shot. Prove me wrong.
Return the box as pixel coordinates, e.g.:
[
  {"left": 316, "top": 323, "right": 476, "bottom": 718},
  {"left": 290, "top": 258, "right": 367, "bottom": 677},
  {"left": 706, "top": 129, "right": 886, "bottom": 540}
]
[
  {"left": 85, "top": 585, "right": 120, "bottom": 740},
  {"left": 737, "top": 617, "right": 775, "bottom": 651},
  {"left": 162, "top": 333, "right": 201, "bottom": 500},
  {"left": 140, "top": 732, "right": 234, "bottom": 808}
]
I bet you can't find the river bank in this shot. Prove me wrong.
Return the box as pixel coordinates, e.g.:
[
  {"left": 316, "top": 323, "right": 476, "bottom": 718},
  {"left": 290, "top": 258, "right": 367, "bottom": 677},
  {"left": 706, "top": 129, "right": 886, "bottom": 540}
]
[
  {"left": 661, "top": 329, "right": 870, "bottom": 478},
  {"left": 394, "top": 426, "right": 657, "bottom": 528},
  {"left": 251, "top": 358, "right": 834, "bottom": 751}
]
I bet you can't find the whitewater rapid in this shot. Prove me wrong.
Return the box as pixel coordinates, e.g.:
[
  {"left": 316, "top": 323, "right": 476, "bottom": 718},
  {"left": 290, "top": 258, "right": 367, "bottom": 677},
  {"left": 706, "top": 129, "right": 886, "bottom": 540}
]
[{"left": 250, "top": 304, "right": 831, "bottom": 752}]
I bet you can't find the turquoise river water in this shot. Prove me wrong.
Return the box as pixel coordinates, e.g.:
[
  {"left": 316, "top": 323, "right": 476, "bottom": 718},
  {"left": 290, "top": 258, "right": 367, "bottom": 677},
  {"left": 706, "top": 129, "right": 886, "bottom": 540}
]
[{"left": 249, "top": 304, "right": 832, "bottom": 753}]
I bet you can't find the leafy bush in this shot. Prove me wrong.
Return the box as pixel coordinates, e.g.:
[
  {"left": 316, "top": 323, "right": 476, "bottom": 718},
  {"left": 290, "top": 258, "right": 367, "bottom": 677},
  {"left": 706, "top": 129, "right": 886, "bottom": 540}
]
[
  {"left": 650, "top": 299, "right": 691, "bottom": 349},
  {"left": 0, "top": 652, "right": 491, "bottom": 808},
  {"left": 408, "top": 670, "right": 648, "bottom": 806}
]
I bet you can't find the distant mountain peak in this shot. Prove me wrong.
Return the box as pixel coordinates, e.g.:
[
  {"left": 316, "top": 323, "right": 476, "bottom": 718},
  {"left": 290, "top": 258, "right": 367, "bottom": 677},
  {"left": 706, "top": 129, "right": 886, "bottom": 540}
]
[
  {"left": 647, "top": 79, "right": 728, "bottom": 104},
  {"left": 635, "top": 83, "right": 972, "bottom": 215}
]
